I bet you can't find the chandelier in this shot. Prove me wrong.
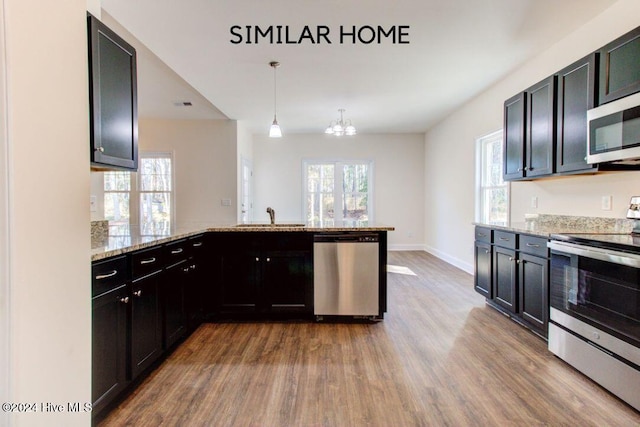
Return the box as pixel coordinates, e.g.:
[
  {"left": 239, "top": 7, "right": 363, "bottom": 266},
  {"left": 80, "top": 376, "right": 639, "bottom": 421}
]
[{"left": 324, "top": 109, "right": 356, "bottom": 136}]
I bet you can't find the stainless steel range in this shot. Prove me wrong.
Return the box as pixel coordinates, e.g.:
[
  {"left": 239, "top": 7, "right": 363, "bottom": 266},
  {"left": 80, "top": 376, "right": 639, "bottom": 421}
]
[{"left": 548, "top": 232, "right": 640, "bottom": 411}]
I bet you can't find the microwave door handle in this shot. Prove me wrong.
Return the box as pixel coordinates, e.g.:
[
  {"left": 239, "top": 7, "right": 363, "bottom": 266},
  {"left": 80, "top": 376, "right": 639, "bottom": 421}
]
[{"left": 548, "top": 241, "right": 640, "bottom": 268}]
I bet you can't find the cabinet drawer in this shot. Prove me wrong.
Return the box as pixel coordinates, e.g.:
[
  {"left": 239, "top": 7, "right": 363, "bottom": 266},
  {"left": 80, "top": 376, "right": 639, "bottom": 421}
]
[
  {"left": 494, "top": 231, "right": 516, "bottom": 249},
  {"left": 519, "top": 235, "right": 548, "bottom": 258},
  {"left": 475, "top": 227, "right": 492, "bottom": 243},
  {"left": 165, "top": 239, "right": 189, "bottom": 267},
  {"left": 189, "top": 234, "right": 206, "bottom": 256},
  {"left": 132, "top": 246, "right": 164, "bottom": 279},
  {"left": 92, "top": 255, "right": 129, "bottom": 297}
]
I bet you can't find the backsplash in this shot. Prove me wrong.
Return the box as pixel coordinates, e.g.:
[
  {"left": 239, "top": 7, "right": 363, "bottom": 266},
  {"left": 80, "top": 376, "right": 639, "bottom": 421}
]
[
  {"left": 525, "top": 213, "right": 635, "bottom": 233},
  {"left": 91, "top": 220, "right": 109, "bottom": 247}
]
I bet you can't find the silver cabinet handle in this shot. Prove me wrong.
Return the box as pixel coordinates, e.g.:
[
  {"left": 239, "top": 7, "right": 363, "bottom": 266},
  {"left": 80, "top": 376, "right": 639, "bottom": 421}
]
[
  {"left": 526, "top": 243, "right": 540, "bottom": 248},
  {"left": 120, "top": 296, "right": 129, "bottom": 304},
  {"left": 95, "top": 146, "right": 105, "bottom": 153},
  {"left": 508, "top": 257, "right": 515, "bottom": 262},
  {"left": 484, "top": 249, "right": 490, "bottom": 254},
  {"left": 171, "top": 248, "right": 183, "bottom": 254},
  {"left": 140, "top": 257, "right": 156, "bottom": 264},
  {"left": 95, "top": 270, "right": 117, "bottom": 280},
  {"left": 133, "top": 290, "right": 142, "bottom": 297},
  {"left": 499, "top": 237, "right": 510, "bottom": 241},
  {"left": 477, "top": 233, "right": 486, "bottom": 237},
  {"left": 192, "top": 242, "right": 203, "bottom": 247}
]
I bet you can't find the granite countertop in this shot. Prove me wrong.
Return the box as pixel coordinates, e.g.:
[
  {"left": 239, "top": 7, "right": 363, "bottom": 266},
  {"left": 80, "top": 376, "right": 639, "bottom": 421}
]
[
  {"left": 474, "top": 214, "right": 636, "bottom": 238},
  {"left": 92, "top": 221, "right": 395, "bottom": 262}
]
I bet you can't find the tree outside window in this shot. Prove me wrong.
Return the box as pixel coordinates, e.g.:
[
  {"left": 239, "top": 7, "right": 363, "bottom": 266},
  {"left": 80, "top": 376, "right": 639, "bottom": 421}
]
[{"left": 305, "top": 160, "right": 372, "bottom": 225}]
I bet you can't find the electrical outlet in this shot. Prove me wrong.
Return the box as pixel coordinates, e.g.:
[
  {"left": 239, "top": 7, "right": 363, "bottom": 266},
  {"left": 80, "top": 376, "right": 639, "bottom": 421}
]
[
  {"left": 531, "top": 196, "right": 538, "bottom": 209},
  {"left": 601, "top": 195, "right": 612, "bottom": 211},
  {"left": 221, "top": 199, "right": 231, "bottom": 207},
  {"left": 90, "top": 195, "right": 97, "bottom": 212}
]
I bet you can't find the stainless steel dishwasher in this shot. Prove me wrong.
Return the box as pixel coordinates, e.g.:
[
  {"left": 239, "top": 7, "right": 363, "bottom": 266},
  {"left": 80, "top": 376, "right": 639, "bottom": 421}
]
[{"left": 313, "top": 233, "right": 379, "bottom": 318}]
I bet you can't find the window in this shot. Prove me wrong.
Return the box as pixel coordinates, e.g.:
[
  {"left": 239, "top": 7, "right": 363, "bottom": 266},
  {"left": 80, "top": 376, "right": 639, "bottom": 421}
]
[
  {"left": 304, "top": 160, "right": 373, "bottom": 225},
  {"left": 476, "top": 131, "right": 509, "bottom": 225},
  {"left": 104, "top": 152, "right": 173, "bottom": 236}
]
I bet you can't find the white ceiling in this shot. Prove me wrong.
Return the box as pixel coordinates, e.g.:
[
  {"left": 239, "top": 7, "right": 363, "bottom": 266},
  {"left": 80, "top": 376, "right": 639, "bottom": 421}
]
[{"left": 101, "top": 0, "right": 618, "bottom": 135}]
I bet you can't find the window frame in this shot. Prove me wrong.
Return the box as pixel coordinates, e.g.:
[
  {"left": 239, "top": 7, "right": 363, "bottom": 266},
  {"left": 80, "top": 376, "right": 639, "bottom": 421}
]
[
  {"left": 103, "top": 151, "right": 175, "bottom": 234},
  {"left": 302, "top": 158, "right": 374, "bottom": 224},
  {"left": 137, "top": 152, "right": 175, "bottom": 235},
  {"left": 475, "top": 130, "right": 510, "bottom": 225}
]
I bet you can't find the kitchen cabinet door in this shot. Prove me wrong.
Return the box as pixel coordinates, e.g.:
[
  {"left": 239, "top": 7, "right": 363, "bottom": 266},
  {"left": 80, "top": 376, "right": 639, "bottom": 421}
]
[
  {"left": 92, "top": 284, "right": 128, "bottom": 415},
  {"left": 185, "top": 235, "right": 207, "bottom": 331},
  {"left": 88, "top": 14, "right": 138, "bottom": 171},
  {"left": 556, "top": 54, "right": 597, "bottom": 173},
  {"left": 518, "top": 253, "right": 548, "bottom": 335},
  {"left": 218, "top": 249, "right": 260, "bottom": 313},
  {"left": 263, "top": 250, "right": 313, "bottom": 314},
  {"left": 598, "top": 26, "right": 640, "bottom": 105},
  {"left": 474, "top": 241, "right": 492, "bottom": 298},
  {"left": 503, "top": 92, "right": 527, "bottom": 180},
  {"left": 526, "top": 76, "right": 556, "bottom": 178},
  {"left": 130, "top": 270, "right": 163, "bottom": 379},
  {"left": 493, "top": 246, "right": 518, "bottom": 313},
  {"left": 163, "top": 260, "right": 188, "bottom": 349}
]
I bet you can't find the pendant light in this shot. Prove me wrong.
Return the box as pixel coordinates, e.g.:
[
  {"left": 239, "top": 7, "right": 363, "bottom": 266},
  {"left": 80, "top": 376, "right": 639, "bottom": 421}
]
[
  {"left": 324, "top": 109, "right": 356, "bottom": 136},
  {"left": 269, "top": 61, "right": 282, "bottom": 138}
]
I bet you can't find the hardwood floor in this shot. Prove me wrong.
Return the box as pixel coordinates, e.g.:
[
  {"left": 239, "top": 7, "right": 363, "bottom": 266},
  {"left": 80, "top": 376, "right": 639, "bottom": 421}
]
[{"left": 99, "top": 251, "right": 640, "bottom": 426}]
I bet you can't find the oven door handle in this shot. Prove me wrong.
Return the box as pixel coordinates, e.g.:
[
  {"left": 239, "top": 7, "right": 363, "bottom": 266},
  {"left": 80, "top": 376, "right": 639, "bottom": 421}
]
[{"left": 548, "top": 240, "right": 640, "bottom": 268}]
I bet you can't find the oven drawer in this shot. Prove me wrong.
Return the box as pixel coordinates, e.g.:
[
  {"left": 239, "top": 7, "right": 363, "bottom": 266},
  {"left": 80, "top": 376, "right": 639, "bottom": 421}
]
[
  {"left": 494, "top": 231, "right": 516, "bottom": 249},
  {"left": 519, "top": 235, "right": 548, "bottom": 257}
]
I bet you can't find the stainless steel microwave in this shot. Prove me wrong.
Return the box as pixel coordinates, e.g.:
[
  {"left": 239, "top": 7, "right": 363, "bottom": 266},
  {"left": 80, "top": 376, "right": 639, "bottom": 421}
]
[{"left": 587, "top": 91, "right": 640, "bottom": 164}]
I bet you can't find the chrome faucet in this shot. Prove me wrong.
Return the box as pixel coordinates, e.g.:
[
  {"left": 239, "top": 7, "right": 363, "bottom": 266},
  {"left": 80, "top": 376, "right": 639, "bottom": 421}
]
[{"left": 266, "top": 207, "right": 275, "bottom": 225}]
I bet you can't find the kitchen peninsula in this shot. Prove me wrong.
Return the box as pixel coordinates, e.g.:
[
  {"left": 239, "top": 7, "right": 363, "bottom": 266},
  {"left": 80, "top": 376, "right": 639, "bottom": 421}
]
[{"left": 91, "top": 220, "right": 393, "bottom": 419}]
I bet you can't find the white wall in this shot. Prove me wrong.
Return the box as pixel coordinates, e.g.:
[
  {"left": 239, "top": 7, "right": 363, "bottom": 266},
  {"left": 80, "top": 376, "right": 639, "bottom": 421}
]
[
  {"left": 5, "top": 0, "right": 91, "bottom": 425},
  {"left": 252, "top": 133, "right": 425, "bottom": 249},
  {"left": 424, "top": 0, "right": 640, "bottom": 274},
  {"left": 139, "top": 118, "right": 238, "bottom": 227}
]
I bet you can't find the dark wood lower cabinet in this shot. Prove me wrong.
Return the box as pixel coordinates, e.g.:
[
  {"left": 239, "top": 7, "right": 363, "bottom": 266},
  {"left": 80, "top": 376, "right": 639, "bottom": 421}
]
[
  {"left": 91, "top": 284, "right": 128, "bottom": 415},
  {"left": 130, "top": 270, "right": 162, "bottom": 378},
  {"left": 264, "top": 250, "right": 313, "bottom": 313},
  {"left": 163, "top": 260, "right": 188, "bottom": 349},
  {"left": 518, "top": 252, "right": 548, "bottom": 334},
  {"left": 216, "top": 232, "right": 313, "bottom": 316},
  {"left": 474, "top": 241, "right": 492, "bottom": 298},
  {"left": 493, "top": 245, "right": 518, "bottom": 313},
  {"left": 474, "top": 227, "right": 550, "bottom": 339}
]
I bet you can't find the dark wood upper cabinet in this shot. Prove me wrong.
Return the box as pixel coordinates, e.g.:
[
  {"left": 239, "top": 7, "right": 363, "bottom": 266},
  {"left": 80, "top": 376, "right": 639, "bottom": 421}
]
[
  {"left": 503, "top": 93, "right": 527, "bottom": 180},
  {"left": 598, "top": 26, "right": 640, "bottom": 106},
  {"left": 88, "top": 13, "right": 138, "bottom": 171},
  {"left": 526, "top": 76, "right": 556, "bottom": 178},
  {"left": 556, "top": 54, "right": 597, "bottom": 173},
  {"left": 503, "top": 77, "right": 556, "bottom": 181}
]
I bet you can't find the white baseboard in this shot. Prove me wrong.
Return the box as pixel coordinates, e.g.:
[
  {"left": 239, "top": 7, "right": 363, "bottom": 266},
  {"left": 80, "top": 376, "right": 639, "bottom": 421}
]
[
  {"left": 423, "top": 245, "right": 474, "bottom": 275},
  {"left": 388, "top": 244, "right": 426, "bottom": 251},
  {"left": 387, "top": 244, "right": 473, "bottom": 275}
]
